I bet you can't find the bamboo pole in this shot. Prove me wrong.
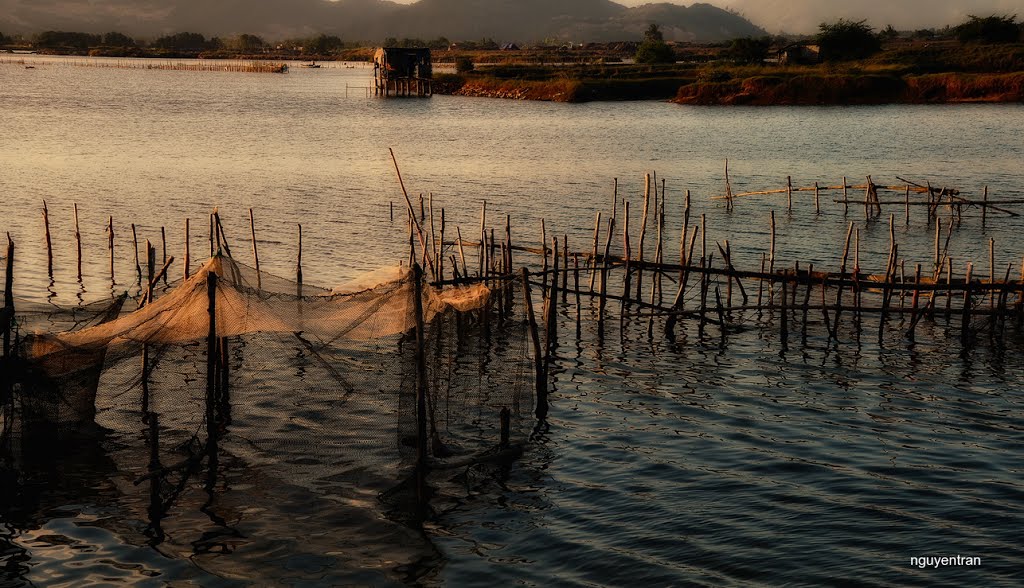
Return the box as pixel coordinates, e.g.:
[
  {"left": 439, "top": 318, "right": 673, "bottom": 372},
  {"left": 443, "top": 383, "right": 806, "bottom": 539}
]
[
  {"left": 962, "top": 263, "right": 973, "bottom": 346},
  {"left": 908, "top": 263, "right": 922, "bottom": 341},
  {"left": 769, "top": 211, "right": 776, "bottom": 305},
  {"left": 636, "top": 173, "right": 650, "bottom": 300},
  {"left": 521, "top": 268, "right": 546, "bottom": 419},
  {"left": 439, "top": 209, "right": 446, "bottom": 285},
  {"left": 42, "top": 201, "right": 53, "bottom": 277},
  {"left": 843, "top": 176, "right": 849, "bottom": 214},
  {"left": 786, "top": 176, "right": 792, "bottom": 211},
  {"left": 478, "top": 200, "right": 486, "bottom": 279},
  {"left": 814, "top": 182, "right": 820, "bottom": 214},
  {"left": 296, "top": 223, "right": 303, "bottom": 288},
  {"left": 3, "top": 235, "right": 13, "bottom": 360},
  {"left": 73, "top": 203, "right": 82, "bottom": 281},
  {"left": 904, "top": 186, "right": 910, "bottom": 225},
  {"left": 833, "top": 222, "right": 854, "bottom": 334},
  {"left": 107, "top": 216, "right": 115, "bottom": 283},
  {"left": 589, "top": 212, "right": 601, "bottom": 290},
  {"left": 183, "top": 218, "right": 190, "bottom": 280},
  {"left": 132, "top": 223, "right": 141, "bottom": 283},
  {"left": 983, "top": 186, "right": 988, "bottom": 226},
  {"left": 457, "top": 226, "right": 468, "bottom": 279},
  {"left": 412, "top": 263, "right": 429, "bottom": 499},
  {"left": 562, "top": 234, "right": 569, "bottom": 304},
  {"left": 621, "top": 202, "right": 631, "bottom": 309},
  {"left": 990, "top": 238, "right": 996, "bottom": 309},
  {"left": 249, "top": 209, "right": 260, "bottom": 289}
]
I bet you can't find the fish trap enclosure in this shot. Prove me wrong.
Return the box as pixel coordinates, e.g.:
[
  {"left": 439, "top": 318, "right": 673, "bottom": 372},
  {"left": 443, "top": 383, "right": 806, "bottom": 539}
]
[{"left": 1, "top": 253, "right": 533, "bottom": 521}]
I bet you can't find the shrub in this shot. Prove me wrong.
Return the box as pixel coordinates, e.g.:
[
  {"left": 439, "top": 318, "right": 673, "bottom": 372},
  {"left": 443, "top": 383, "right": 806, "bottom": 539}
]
[
  {"left": 955, "top": 15, "right": 1021, "bottom": 44},
  {"left": 455, "top": 56, "right": 474, "bottom": 73},
  {"left": 817, "top": 19, "right": 882, "bottom": 62}
]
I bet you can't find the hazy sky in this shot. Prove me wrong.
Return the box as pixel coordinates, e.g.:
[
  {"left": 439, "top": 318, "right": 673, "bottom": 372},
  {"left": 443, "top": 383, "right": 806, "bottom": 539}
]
[{"left": 379, "top": 0, "right": 1022, "bottom": 34}]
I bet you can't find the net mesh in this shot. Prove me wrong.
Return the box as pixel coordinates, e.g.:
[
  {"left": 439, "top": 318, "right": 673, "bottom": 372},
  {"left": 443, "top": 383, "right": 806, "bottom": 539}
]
[{"left": 2, "top": 255, "right": 532, "bottom": 508}]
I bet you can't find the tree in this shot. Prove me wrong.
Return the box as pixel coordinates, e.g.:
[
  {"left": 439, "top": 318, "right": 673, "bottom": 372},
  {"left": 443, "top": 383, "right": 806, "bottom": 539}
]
[
  {"left": 955, "top": 15, "right": 1021, "bottom": 44},
  {"left": 35, "top": 31, "right": 101, "bottom": 49},
  {"left": 816, "top": 19, "right": 881, "bottom": 62},
  {"left": 102, "top": 32, "right": 136, "bottom": 47},
  {"left": 726, "top": 36, "right": 770, "bottom": 64},
  {"left": 232, "top": 34, "right": 266, "bottom": 52},
  {"left": 635, "top": 23, "right": 674, "bottom": 64},
  {"left": 306, "top": 34, "right": 344, "bottom": 55},
  {"left": 0, "top": 32, "right": 8, "bottom": 45},
  {"left": 152, "top": 32, "right": 209, "bottom": 51}
]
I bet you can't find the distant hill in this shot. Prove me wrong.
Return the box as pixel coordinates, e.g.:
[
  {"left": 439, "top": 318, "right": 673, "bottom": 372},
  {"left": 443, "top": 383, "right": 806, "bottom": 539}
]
[{"left": 0, "top": 0, "right": 765, "bottom": 42}]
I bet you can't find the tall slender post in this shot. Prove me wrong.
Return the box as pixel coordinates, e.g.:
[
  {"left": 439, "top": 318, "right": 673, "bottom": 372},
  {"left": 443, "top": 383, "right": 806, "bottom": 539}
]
[
  {"left": 107, "top": 216, "right": 115, "bottom": 283},
  {"left": 132, "top": 223, "right": 142, "bottom": 283},
  {"left": 990, "top": 238, "right": 996, "bottom": 309},
  {"left": 786, "top": 176, "right": 792, "bottom": 211},
  {"left": 479, "top": 200, "right": 487, "bottom": 278},
  {"left": 42, "top": 201, "right": 53, "bottom": 277},
  {"left": 74, "top": 203, "right": 83, "bottom": 281},
  {"left": 248, "top": 209, "right": 261, "bottom": 289},
  {"left": 3, "top": 235, "right": 14, "bottom": 360},
  {"left": 636, "top": 173, "right": 650, "bottom": 300},
  {"left": 296, "top": 224, "right": 303, "bottom": 288},
  {"left": 813, "top": 182, "right": 820, "bottom": 214},
  {"left": 411, "top": 263, "right": 429, "bottom": 500},
  {"left": 183, "top": 218, "right": 190, "bottom": 280},
  {"left": 521, "top": 268, "right": 547, "bottom": 419},
  {"left": 982, "top": 186, "right": 988, "bottom": 227},
  {"left": 962, "top": 263, "right": 974, "bottom": 346},
  {"left": 206, "top": 270, "right": 218, "bottom": 485},
  {"left": 589, "top": 212, "right": 601, "bottom": 290}
]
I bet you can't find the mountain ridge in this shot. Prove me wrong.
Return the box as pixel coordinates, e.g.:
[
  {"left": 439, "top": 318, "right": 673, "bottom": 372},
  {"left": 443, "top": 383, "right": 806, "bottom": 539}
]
[{"left": 0, "top": 0, "right": 765, "bottom": 42}]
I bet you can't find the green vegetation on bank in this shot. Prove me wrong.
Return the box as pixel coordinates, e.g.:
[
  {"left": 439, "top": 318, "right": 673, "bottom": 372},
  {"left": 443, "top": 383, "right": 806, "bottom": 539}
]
[{"left": 3, "top": 15, "right": 1023, "bottom": 105}]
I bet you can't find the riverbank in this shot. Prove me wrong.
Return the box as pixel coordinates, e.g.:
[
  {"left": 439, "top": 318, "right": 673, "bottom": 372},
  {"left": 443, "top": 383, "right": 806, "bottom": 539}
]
[
  {"left": 433, "top": 41, "right": 1024, "bottom": 104},
  {"left": 433, "top": 70, "right": 1024, "bottom": 104},
  {"left": 674, "top": 72, "right": 1024, "bottom": 105}
]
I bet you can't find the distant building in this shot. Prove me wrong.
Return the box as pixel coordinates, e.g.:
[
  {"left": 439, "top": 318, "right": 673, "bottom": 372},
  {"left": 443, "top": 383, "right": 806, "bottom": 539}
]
[
  {"left": 500, "top": 43, "right": 520, "bottom": 51},
  {"left": 373, "top": 47, "right": 432, "bottom": 97},
  {"left": 778, "top": 43, "right": 821, "bottom": 65}
]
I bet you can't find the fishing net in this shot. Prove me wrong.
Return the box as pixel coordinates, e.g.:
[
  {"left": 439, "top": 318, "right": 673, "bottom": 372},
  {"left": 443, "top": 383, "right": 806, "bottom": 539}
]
[{"left": 2, "top": 255, "right": 532, "bottom": 506}]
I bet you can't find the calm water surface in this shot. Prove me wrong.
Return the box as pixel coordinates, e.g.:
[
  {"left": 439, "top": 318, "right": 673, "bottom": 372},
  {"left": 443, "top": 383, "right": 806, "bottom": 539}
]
[{"left": 2, "top": 56, "right": 1024, "bottom": 586}]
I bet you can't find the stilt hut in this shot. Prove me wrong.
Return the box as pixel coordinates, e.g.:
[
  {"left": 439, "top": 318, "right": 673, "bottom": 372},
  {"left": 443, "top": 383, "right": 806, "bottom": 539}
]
[{"left": 374, "top": 47, "right": 432, "bottom": 97}]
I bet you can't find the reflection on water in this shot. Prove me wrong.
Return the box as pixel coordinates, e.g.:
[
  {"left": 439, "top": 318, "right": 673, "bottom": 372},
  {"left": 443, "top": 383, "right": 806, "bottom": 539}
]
[{"left": 2, "top": 57, "right": 1024, "bottom": 586}]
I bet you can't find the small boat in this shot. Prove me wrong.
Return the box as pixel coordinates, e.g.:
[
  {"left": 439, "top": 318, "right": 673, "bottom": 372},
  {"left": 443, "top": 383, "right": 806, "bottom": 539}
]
[{"left": 301, "top": 61, "right": 321, "bottom": 69}]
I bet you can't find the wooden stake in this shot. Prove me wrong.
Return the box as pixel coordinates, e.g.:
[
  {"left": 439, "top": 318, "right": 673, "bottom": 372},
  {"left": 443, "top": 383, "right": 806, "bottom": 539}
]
[
  {"left": 636, "top": 173, "right": 650, "bottom": 300},
  {"left": 183, "top": 218, "right": 190, "bottom": 280},
  {"left": 479, "top": 200, "right": 487, "bottom": 278},
  {"left": 521, "top": 268, "right": 547, "bottom": 419},
  {"left": 296, "top": 223, "right": 303, "bottom": 287},
  {"left": 42, "top": 201, "right": 53, "bottom": 276},
  {"left": 990, "top": 238, "right": 996, "bottom": 309},
  {"left": 904, "top": 185, "right": 911, "bottom": 225},
  {"left": 107, "top": 216, "right": 115, "bottom": 283},
  {"left": 132, "top": 223, "right": 141, "bottom": 283},
  {"left": 982, "top": 185, "right": 988, "bottom": 226},
  {"left": 249, "top": 209, "right": 260, "bottom": 288},
  {"left": 786, "top": 176, "right": 792, "bottom": 211},
  {"left": 3, "top": 235, "right": 13, "bottom": 360},
  {"left": 962, "top": 262, "right": 973, "bottom": 346},
  {"left": 73, "top": 203, "right": 82, "bottom": 281},
  {"left": 843, "top": 176, "right": 849, "bottom": 214},
  {"left": 908, "top": 263, "right": 922, "bottom": 341},
  {"left": 814, "top": 182, "right": 820, "bottom": 214},
  {"left": 589, "top": 212, "right": 601, "bottom": 290}
]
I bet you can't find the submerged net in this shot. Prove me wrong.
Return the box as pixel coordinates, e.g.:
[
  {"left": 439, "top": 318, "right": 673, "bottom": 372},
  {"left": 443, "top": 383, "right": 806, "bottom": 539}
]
[{"left": 2, "top": 255, "right": 532, "bottom": 506}]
